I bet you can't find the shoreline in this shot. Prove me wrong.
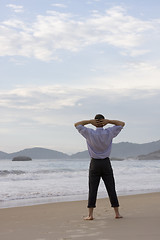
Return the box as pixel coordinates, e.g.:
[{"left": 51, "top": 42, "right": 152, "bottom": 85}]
[
  {"left": 0, "top": 192, "right": 160, "bottom": 240},
  {"left": 1, "top": 189, "right": 160, "bottom": 209}
]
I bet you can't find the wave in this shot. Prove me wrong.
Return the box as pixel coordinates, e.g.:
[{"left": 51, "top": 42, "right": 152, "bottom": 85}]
[
  {"left": 0, "top": 168, "right": 86, "bottom": 177},
  {"left": 0, "top": 170, "right": 26, "bottom": 176}
]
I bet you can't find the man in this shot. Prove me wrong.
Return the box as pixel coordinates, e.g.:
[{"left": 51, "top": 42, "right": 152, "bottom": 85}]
[{"left": 74, "top": 114, "right": 125, "bottom": 220}]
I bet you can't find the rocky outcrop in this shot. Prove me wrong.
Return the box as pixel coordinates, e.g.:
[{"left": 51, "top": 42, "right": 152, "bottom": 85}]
[{"left": 12, "top": 156, "right": 32, "bottom": 161}]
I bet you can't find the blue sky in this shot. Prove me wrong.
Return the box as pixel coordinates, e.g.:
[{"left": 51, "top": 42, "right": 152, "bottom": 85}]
[{"left": 0, "top": 0, "right": 160, "bottom": 154}]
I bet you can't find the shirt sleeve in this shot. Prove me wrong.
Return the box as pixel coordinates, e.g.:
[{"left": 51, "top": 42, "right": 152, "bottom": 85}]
[
  {"left": 107, "top": 125, "right": 123, "bottom": 138},
  {"left": 75, "top": 125, "right": 90, "bottom": 139}
]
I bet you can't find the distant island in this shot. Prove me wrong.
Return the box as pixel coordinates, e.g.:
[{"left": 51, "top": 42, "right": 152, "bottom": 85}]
[
  {"left": 12, "top": 156, "right": 32, "bottom": 161},
  {"left": 0, "top": 140, "right": 160, "bottom": 160}
]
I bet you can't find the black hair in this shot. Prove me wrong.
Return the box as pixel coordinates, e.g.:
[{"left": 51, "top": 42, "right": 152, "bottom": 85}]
[{"left": 94, "top": 114, "right": 105, "bottom": 120}]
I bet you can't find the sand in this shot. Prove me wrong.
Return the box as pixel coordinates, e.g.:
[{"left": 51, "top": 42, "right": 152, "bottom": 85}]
[{"left": 0, "top": 192, "right": 160, "bottom": 240}]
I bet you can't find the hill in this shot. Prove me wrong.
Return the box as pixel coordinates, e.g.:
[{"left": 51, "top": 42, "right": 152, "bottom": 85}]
[
  {"left": 138, "top": 150, "right": 160, "bottom": 160},
  {"left": 71, "top": 140, "right": 160, "bottom": 159},
  {"left": 111, "top": 140, "right": 160, "bottom": 158},
  {"left": 0, "top": 140, "right": 160, "bottom": 159},
  {"left": 0, "top": 151, "right": 8, "bottom": 159},
  {"left": 2, "top": 147, "right": 69, "bottom": 159}
]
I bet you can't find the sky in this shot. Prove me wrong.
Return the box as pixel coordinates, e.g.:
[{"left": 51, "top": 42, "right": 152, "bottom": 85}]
[{"left": 0, "top": 0, "right": 160, "bottom": 154}]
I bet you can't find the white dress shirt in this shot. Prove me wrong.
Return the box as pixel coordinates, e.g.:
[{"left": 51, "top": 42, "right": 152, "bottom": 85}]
[{"left": 76, "top": 125, "right": 123, "bottom": 159}]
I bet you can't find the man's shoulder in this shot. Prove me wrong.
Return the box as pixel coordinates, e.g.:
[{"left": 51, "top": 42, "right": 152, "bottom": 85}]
[
  {"left": 76, "top": 125, "right": 94, "bottom": 132},
  {"left": 105, "top": 125, "right": 123, "bottom": 130}
]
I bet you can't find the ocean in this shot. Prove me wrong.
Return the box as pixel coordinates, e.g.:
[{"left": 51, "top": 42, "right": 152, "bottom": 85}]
[{"left": 0, "top": 158, "right": 160, "bottom": 208}]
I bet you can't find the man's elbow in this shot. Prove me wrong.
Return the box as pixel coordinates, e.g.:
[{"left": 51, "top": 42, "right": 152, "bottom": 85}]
[
  {"left": 121, "top": 121, "right": 125, "bottom": 127},
  {"left": 74, "top": 122, "right": 79, "bottom": 127}
]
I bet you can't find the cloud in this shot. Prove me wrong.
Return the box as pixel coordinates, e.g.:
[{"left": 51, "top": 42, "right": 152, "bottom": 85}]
[
  {"left": 0, "top": 85, "right": 159, "bottom": 150},
  {"left": 87, "top": 59, "right": 160, "bottom": 90},
  {"left": 126, "top": 62, "right": 158, "bottom": 72},
  {"left": 87, "top": 0, "right": 101, "bottom": 4},
  {"left": 0, "top": 85, "right": 159, "bottom": 112},
  {"left": 0, "top": 84, "right": 159, "bottom": 147},
  {"left": 0, "top": 85, "right": 85, "bottom": 110},
  {"left": 6, "top": 4, "right": 24, "bottom": 13},
  {"left": 0, "top": 6, "right": 159, "bottom": 61},
  {"left": 51, "top": 3, "right": 67, "bottom": 8}
]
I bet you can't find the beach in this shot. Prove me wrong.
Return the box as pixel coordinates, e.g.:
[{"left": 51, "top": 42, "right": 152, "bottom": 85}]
[{"left": 0, "top": 192, "right": 160, "bottom": 240}]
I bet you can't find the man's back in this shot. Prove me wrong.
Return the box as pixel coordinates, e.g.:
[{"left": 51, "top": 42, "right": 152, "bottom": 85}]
[{"left": 76, "top": 125, "right": 123, "bottom": 159}]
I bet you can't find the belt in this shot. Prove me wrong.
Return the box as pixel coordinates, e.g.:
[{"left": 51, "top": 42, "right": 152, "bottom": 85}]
[{"left": 91, "top": 157, "right": 110, "bottom": 160}]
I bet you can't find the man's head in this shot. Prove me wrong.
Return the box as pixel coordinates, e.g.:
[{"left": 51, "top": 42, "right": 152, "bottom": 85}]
[
  {"left": 94, "top": 114, "right": 105, "bottom": 120},
  {"left": 94, "top": 114, "right": 105, "bottom": 127}
]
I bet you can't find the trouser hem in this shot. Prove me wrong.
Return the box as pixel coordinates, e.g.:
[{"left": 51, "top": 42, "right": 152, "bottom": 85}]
[{"left": 111, "top": 204, "right": 119, "bottom": 208}]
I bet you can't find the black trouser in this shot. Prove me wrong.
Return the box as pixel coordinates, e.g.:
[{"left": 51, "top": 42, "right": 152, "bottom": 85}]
[{"left": 88, "top": 158, "right": 119, "bottom": 208}]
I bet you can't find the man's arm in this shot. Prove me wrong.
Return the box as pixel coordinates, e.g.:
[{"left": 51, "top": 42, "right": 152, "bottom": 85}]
[
  {"left": 101, "top": 119, "right": 125, "bottom": 127},
  {"left": 74, "top": 119, "right": 100, "bottom": 127},
  {"left": 74, "top": 119, "right": 125, "bottom": 128}
]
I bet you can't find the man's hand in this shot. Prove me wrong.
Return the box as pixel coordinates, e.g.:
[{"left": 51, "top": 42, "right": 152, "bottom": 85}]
[
  {"left": 90, "top": 119, "right": 101, "bottom": 127},
  {"left": 99, "top": 119, "right": 110, "bottom": 127},
  {"left": 90, "top": 119, "right": 109, "bottom": 127}
]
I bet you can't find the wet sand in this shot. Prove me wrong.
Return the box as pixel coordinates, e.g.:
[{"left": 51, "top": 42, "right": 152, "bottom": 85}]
[{"left": 0, "top": 192, "right": 160, "bottom": 240}]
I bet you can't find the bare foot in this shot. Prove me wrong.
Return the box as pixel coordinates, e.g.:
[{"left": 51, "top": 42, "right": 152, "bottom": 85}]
[
  {"left": 84, "top": 216, "right": 94, "bottom": 220},
  {"left": 115, "top": 215, "right": 123, "bottom": 219}
]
